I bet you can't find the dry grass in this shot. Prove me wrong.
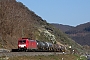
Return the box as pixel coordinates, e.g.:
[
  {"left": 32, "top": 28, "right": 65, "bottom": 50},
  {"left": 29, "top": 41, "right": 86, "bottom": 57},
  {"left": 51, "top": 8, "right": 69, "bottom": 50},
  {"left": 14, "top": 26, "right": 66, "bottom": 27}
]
[{"left": 8, "top": 54, "right": 78, "bottom": 60}]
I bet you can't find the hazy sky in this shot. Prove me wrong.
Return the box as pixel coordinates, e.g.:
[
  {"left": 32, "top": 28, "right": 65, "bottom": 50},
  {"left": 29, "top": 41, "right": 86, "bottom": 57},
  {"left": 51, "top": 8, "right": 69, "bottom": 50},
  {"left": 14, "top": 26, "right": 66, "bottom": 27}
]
[{"left": 16, "top": 0, "right": 90, "bottom": 26}]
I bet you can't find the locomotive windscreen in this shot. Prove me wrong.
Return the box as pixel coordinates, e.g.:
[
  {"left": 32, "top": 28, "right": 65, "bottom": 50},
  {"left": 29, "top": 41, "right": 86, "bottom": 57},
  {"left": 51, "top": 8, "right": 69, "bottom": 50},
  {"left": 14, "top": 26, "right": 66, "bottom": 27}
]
[{"left": 18, "top": 40, "right": 26, "bottom": 44}]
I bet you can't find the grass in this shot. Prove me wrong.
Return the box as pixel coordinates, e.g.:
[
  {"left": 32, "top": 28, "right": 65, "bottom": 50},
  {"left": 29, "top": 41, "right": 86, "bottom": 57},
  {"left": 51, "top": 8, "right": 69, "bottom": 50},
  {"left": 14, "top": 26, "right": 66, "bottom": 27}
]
[
  {"left": 77, "top": 56, "right": 87, "bottom": 60},
  {"left": 8, "top": 54, "right": 87, "bottom": 60}
]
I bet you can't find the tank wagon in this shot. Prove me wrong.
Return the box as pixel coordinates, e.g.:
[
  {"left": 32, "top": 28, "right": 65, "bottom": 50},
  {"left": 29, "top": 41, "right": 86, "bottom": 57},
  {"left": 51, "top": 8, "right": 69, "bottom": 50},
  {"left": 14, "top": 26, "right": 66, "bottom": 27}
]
[{"left": 18, "top": 38, "right": 65, "bottom": 52}]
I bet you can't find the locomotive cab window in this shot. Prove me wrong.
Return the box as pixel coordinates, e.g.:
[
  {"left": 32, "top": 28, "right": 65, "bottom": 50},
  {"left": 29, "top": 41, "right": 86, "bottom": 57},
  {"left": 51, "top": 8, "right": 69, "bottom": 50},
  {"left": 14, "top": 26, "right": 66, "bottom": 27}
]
[{"left": 19, "top": 40, "right": 26, "bottom": 44}]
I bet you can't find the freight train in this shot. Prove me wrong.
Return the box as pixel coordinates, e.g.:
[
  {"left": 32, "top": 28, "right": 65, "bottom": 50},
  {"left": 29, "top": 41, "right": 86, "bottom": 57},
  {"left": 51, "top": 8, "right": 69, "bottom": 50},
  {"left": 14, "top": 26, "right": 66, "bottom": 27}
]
[{"left": 18, "top": 38, "right": 65, "bottom": 52}]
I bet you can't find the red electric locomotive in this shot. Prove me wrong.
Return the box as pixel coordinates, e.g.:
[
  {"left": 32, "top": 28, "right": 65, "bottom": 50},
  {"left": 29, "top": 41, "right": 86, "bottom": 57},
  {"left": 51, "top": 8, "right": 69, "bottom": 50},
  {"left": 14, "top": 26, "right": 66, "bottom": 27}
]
[{"left": 18, "top": 38, "right": 37, "bottom": 51}]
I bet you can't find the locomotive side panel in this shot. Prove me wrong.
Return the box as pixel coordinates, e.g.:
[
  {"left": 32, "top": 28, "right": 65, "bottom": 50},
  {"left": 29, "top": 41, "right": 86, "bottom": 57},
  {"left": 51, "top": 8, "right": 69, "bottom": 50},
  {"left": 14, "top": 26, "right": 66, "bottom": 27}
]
[{"left": 28, "top": 40, "right": 37, "bottom": 49}]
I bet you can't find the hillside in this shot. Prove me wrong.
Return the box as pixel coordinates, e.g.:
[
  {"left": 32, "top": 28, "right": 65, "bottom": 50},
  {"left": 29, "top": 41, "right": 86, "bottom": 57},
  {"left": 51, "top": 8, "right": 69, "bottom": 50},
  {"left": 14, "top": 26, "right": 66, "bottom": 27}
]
[
  {"left": 0, "top": 0, "right": 85, "bottom": 53},
  {"left": 52, "top": 22, "right": 90, "bottom": 46}
]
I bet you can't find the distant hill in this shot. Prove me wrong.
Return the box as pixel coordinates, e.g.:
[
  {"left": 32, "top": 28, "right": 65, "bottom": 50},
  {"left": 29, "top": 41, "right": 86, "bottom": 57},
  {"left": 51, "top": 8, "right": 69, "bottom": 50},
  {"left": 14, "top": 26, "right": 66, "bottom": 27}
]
[
  {"left": 52, "top": 22, "right": 90, "bottom": 46},
  {"left": 51, "top": 23, "right": 74, "bottom": 32},
  {"left": 0, "top": 0, "right": 85, "bottom": 53}
]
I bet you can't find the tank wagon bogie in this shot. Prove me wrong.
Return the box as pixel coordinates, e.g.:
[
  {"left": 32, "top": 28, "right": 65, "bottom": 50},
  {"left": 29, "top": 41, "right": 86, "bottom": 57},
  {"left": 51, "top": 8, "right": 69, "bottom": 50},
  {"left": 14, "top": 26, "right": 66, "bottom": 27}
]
[{"left": 18, "top": 38, "right": 65, "bottom": 52}]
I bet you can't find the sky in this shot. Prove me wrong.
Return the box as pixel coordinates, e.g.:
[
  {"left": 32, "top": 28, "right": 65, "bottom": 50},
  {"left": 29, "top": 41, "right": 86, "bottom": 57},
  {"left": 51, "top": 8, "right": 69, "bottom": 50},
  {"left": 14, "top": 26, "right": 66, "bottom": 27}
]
[{"left": 16, "top": 0, "right": 90, "bottom": 26}]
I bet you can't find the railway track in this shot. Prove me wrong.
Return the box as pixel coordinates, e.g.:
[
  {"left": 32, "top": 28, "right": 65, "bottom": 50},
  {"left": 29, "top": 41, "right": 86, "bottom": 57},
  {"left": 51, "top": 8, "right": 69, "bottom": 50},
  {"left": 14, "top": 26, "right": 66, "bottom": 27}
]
[{"left": 0, "top": 52, "right": 64, "bottom": 57}]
